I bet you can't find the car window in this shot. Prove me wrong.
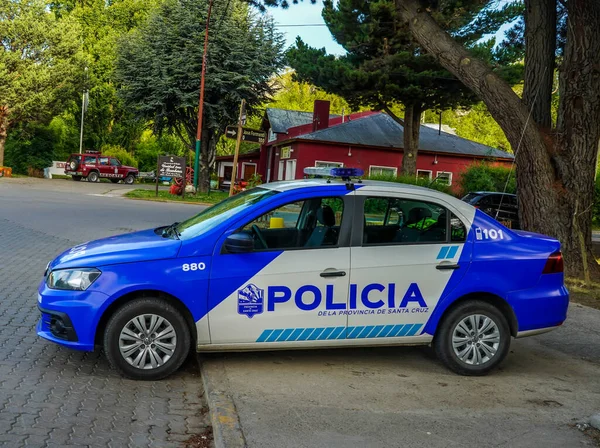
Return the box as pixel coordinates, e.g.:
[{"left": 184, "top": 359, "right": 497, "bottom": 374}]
[
  {"left": 99, "top": 157, "right": 109, "bottom": 165},
  {"left": 176, "top": 188, "right": 279, "bottom": 239},
  {"left": 110, "top": 158, "right": 121, "bottom": 166},
  {"left": 451, "top": 213, "right": 467, "bottom": 242},
  {"left": 238, "top": 196, "right": 344, "bottom": 251},
  {"left": 363, "top": 197, "right": 448, "bottom": 245},
  {"left": 462, "top": 193, "right": 479, "bottom": 203},
  {"left": 84, "top": 156, "right": 96, "bottom": 164}
]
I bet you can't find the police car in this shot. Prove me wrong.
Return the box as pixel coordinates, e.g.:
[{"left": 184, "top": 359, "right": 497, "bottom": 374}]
[{"left": 37, "top": 168, "right": 569, "bottom": 380}]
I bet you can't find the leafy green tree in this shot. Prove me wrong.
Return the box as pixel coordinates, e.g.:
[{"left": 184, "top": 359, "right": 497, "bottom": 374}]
[
  {"left": 115, "top": 0, "right": 285, "bottom": 191},
  {"left": 286, "top": 0, "right": 522, "bottom": 175},
  {"left": 0, "top": 0, "right": 84, "bottom": 166}
]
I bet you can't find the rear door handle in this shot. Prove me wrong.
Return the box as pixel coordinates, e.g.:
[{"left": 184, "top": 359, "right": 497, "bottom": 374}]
[
  {"left": 436, "top": 263, "right": 460, "bottom": 271},
  {"left": 320, "top": 269, "right": 347, "bottom": 278}
]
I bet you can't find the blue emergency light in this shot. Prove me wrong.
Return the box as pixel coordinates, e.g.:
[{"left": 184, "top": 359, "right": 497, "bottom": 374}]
[{"left": 303, "top": 167, "right": 364, "bottom": 178}]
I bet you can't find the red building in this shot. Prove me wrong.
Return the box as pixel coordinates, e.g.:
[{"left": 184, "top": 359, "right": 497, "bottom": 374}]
[{"left": 216, "top": 100, "right": 513, "bottom": 192}]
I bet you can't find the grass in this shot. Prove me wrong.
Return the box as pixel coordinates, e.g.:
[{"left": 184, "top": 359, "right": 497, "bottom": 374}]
[
  {"left": 125, "top": 188, "right": 228, "bottom": 205},
  {"left": 566, "top": 278, "right": 600, "bottom": 311}
]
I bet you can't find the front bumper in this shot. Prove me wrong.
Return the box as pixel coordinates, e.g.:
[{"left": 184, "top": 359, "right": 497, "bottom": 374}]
[{"left": 36, "top": 284, "right": 110, "bottom": 351}]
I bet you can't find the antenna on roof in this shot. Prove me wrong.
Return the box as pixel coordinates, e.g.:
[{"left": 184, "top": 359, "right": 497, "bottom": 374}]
[{"left": 342, "top": 107, "right": 345, "bottom": 123}]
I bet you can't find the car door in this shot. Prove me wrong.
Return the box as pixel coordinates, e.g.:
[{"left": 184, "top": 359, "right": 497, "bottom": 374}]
[
  {"left": 207, "top": 191, "right": 352, "bottom": 346},
  {"left": 347, "top": 191, "right": 471, "bottom": 341}
]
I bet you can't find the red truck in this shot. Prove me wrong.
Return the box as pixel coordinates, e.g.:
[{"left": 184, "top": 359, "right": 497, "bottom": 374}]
[{"left": 65, "top": 151, "right": 138, "bottom": 184}]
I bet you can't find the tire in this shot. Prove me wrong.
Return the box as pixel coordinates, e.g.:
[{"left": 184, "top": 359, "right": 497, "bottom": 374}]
[
  {"left": 69, "top": 160, "right": 79, "bottom": 171},
  {"left": 434, "top": 300, "right": 511, "bottom": 376},
  {"left": 103, "top": 298, "right": 191, "bottom": 380},
  {"left": 72, "top": 175, "right": 82, "bottom": 181},
  {"left": 124, "top": 174, "right": 135, "bottom": 185},
  {"left": 87, "top": 171, "right": 99, "bottom": 183},
  {"left": 110, "top": 179, "right": 120, "bottom": 184}
]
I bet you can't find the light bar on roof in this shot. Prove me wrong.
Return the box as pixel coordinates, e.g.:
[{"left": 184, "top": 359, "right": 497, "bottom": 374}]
[{"left": 303, "top": 167, "right": 364, "bottom": 178}]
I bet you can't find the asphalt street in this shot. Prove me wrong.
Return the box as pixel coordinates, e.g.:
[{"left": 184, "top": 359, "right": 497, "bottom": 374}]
[{"left": 0, "top": 177, "right": 209, "bottom": 447}]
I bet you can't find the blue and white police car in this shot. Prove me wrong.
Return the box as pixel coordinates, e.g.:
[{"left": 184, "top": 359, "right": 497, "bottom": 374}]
[{"left": 38, "top": 168, "right": 569, "bottom": 380}]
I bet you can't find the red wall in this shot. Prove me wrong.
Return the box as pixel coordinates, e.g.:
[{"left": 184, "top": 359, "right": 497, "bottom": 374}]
[{"left": 267, "top": 141, "right": 512, "bottom": 193}]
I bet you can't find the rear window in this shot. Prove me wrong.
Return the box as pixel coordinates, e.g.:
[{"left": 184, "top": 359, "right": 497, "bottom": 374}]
[{"left": 462, "top": 193, "right": 480, "bottom": 204}]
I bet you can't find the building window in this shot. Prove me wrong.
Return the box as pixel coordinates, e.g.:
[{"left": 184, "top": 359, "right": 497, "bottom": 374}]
[
  {"left": 416, "top": 170, "right": 432, "bottom": 181},
  {"left": 436, "top": 171, "right": 453, "bottom": 185},
  {"left": 315, "top": 160, "right": 343, "bottom": 168},
  {"left": 285, "top": 159, "right": 297, "bottom": 180},
  {"left": 369, "top": 165, "right": 397, "bottom": 177},
  {"left": 277, "top": 160, "right": 284, "bottom": 181}
]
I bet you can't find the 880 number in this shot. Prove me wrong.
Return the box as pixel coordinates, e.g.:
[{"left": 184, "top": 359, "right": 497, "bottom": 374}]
[{"left": 182, "top": 262, "right": 206, "bottom": 272}]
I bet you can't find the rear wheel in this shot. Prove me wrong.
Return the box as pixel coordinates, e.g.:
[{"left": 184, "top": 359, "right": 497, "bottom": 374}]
[
  {"left": 124, "top": 174, "right": 135, "bottom": 185},
  {"left": 72, "top": 175, "right": 82, "bottom": 181},
  {"left": 434, "top": 300, "right": 510, "bottom": 376},
  {"left": 104, "top": 298, "right": 191, "bottom": 380},
  {"left": 87, "top": 171, "right": 99, "bottom": 183},
  {"left": 110, "top": 179, "right": 120, "bottom": 184}
]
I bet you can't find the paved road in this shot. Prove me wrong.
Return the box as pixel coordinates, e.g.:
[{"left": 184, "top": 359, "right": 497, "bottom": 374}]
[{"left": 0, "top": 177, "right": 210, "bottom": 447}]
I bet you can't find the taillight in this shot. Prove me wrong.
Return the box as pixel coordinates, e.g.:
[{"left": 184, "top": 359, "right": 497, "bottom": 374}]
[{"left": 543, "top": 251, "right": 564, "bottom": 274}]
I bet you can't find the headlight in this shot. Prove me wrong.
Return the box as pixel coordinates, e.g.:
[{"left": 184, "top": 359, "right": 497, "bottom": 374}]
[{"left": 47, "top": 268, "right": 101, "bottom": 291}]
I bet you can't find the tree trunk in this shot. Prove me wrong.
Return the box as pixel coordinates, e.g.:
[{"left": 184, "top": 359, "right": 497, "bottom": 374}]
[
  {"left": 198, "top": 128, "right": 212, "bottom": 193},
  {"left": 400, "top": 103, "right": 422, "bottom": 175},
  {"left": 523, "top": 0, "right": 557, "bottom": 129},
  {"left": 395, "top": 0, "right": 600, "bottom": 278},
  {"left": 0, "top": 106, "right": 8, "bottom": 167}
]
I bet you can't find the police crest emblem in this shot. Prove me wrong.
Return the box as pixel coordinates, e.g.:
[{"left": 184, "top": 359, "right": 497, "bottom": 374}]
[{"left": 238, "top": 284, "right": 264, "bottom": 318}]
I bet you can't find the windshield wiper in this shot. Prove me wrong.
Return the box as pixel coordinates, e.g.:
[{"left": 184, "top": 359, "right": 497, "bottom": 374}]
[{"left": 161, "top": 222, "right": 180, "bottom": 239}]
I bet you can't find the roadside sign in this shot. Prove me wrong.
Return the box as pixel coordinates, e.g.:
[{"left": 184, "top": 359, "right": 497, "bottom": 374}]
[
  {"left": 225, "top": 126, "right": 266, "bottom": 145},
  {"left": 158, "top": 156, "right": 186, "bottom": 178},
  {"left": 156, "top": 155, "right": 186, "bottom": 198}
]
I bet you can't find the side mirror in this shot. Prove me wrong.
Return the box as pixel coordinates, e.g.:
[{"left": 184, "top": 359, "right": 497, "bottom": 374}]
[{"left": 224, "top": 233, "right": 254, "bottom": 254}]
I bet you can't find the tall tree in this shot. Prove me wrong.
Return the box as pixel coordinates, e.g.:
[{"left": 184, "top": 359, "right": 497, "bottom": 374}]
[
  {"left": 115, "top": 0, "right": 285, "bottom": 191},
  {"left": 286, "top": 0, "right": 521, "bottom": 175},
  {"left": 0, "top": 0, "right": 84, "bottom": 166}
]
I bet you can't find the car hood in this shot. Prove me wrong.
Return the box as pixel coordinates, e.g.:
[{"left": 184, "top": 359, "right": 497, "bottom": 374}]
[
  {"left": 50, "top": 228, "right": 181, "bottom": 270},
  {"left": 122, "top": 165, "right": 138, "bottom": 172}
]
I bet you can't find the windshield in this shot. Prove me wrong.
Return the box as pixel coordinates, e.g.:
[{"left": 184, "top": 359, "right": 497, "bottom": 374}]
[{"left": 175, "top": 187, "right": 279, "bottom": 239}]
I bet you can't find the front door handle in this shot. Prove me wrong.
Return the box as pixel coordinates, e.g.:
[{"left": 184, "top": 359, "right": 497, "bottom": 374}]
[
  {"left": 436, "top": 262, "right": 460, "bottom": 270},
  {"left": 320, "top": 269, "right": 347, "bottom": 278}
]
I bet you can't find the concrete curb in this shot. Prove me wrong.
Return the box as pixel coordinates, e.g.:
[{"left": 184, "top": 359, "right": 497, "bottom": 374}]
[
  {"left": 124, "top": 195, "right": 215, "bottom": 206},
  {"left": 200, "top": 358, "right": 247, "bottom": 448}
]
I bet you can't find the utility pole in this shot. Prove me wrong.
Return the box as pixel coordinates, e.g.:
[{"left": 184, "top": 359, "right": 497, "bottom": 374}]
[
  {"left": 79, "top": 66, "right": 88, "bottom": 154},
  {"left": 229, "top": 99, "right": 246, "bottom": 196},
  {"left": 194, "top": 0, "right": 214, "bottom": 191}
]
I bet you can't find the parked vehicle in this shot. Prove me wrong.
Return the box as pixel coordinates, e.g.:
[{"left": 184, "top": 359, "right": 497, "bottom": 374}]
[
  {"left": 38, "top": 168, "right": 567, "bottom": 380},
  {"left": 462, "top": 191, "right": 520, "bottom": 229},
  {"left": 64, "top": 151, "right": 138, "bottom": 184}
]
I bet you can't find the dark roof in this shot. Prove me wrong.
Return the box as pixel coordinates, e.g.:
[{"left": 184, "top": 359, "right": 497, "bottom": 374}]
[
  {"left": 297, "top": 112, "right": 514, "bottom": 160},
  {"left": 266, "top": 108, "right": 340, "bottom": 134}
]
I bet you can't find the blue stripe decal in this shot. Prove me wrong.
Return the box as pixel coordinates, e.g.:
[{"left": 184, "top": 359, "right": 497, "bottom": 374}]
[
  {"left": 309, "top": 328, "right": 325, "bottom": 340},
  {"left": 319, "top": 327, "right": 335, "bottom": 340},
  {"left": 297, "top": 328, "right": 315, "bottom": 341},
  {"left": 367, "top": 325, "right": 384, "bottom": 338},
  {"left": 398, "top": 325, "right": 412, "bottom": 337},
  {"left": 406, "top": 324, "right": 422, "bottom": 336},
  {"left": 265, "top": 329, "right": 284, "bottom": 342},
  {"left": 256, "top": 330, "right": 273, "bottom": 342},
  {"left": 254, "top": 324, "right": 427, "bottom": 342},
  {"left": 447, "top": 246, "right": 459, "bottom": 259},
  {"left": 277, "top": 328, "right": 294, "bottom": 341},
  {"left": 388, "top": 324, "right": 405, "bottom": 337},
  {"left": 331, "top": 326, "right": 346, "bottom": 339},
  {"left": 358, "top": 326, "right": 375, "bottom": 338},
  {"left": 437, "top": 247, "right": 450, "bottom": 259},
  {"left": 288, "top": 328, "right": 304, "bottom": 341},
  {"left": 379, "top": 324, "right": 395, "bottom": 338}
]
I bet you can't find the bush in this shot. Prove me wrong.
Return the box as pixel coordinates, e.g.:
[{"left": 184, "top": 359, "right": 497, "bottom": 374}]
[
  {"left": 365, "top": 173, "right": 453, "bottom": 195},
  {"left": 134, "top": 131, "right": 187, "bottom": 172},
  {"left": 4, "top": 124, "right": 56, "bottom": 174},
  {"left": 457, "top": 163, "right": 515, "bottom": 197},
  {"left": 100, "top": 144, "right": 138, "bottom": 168}
]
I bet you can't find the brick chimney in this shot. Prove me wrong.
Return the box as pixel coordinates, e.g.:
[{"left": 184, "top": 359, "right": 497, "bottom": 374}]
[{"left": 312, "top": 100, "right": 330, "bottom": 132}]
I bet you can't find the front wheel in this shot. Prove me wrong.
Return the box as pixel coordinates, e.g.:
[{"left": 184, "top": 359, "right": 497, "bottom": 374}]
[
  {"left": 124, "top": 174, "right": 135, "bottom": 185},
  {"left": 104, "top": 298, "right": 191, "bottom": 380},
  {"left": 434, "top": 300, "right": 510, "bottom": 376}
]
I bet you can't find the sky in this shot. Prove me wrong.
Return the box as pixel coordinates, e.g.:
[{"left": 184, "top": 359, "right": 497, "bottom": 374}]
[
  {"left": 263, "top": 1, "right": 515, "bottom": 58},
  {"left": 264, "top": 1, "right": 346, "bottom": 56}
]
